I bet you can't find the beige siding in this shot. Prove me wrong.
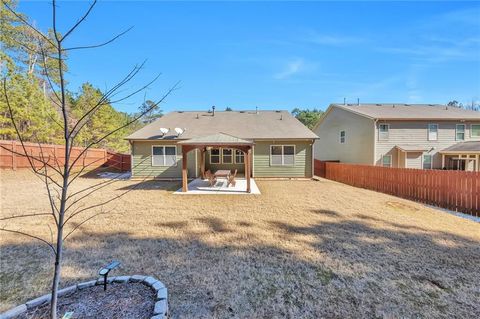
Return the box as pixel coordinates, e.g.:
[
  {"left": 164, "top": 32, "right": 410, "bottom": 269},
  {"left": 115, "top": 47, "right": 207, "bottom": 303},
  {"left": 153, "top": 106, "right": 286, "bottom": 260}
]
[
  {"left": 253, "top": 140, "right": 313, "bottom": 177},
  {"left": 313, "top": 107, "right": 375, "bottom": 164},
  {"left": 405, "top": 152, "right": 422, "bottom": 168},
  {"left": 131, "top": 141, "right": 197, "bottom": 178},
  {"left": 375, "top": 120, "right": 480, "bottom": 169}
]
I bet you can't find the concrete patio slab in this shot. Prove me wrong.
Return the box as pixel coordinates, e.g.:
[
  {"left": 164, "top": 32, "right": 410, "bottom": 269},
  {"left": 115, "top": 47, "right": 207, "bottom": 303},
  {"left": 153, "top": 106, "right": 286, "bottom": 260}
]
[{"left": 174, "top": 178, "right": 260, "bottom": 195}]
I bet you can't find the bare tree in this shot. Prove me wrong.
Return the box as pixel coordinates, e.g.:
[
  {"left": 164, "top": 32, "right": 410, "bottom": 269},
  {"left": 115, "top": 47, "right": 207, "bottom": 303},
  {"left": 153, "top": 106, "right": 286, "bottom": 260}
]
[{"left": 0, "top": 1, "right": 178, "bottom": 317}]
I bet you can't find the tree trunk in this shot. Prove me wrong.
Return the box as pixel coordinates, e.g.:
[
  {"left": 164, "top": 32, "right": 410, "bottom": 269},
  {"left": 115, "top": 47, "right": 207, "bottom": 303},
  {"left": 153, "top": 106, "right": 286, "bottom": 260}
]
[{"left": 50, "top": 238, "right": 63, "bottom": 318}]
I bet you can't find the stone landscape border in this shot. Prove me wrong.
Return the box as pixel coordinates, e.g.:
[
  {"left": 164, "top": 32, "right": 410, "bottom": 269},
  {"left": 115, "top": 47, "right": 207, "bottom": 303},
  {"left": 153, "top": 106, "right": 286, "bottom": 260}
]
[{"left": 0, "top": 275, "right": 168, "bottom": 319}]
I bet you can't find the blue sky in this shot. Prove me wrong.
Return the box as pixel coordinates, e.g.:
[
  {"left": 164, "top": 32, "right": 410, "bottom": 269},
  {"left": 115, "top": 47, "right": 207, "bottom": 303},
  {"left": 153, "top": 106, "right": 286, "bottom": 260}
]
[{"left": 18, "top": 1, "right": 480, "bottom": 113}]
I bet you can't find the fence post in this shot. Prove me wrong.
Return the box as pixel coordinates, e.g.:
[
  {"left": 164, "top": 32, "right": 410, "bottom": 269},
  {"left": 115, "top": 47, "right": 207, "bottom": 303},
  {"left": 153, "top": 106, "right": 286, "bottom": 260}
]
[{"left": 11, "top": 140, "right": 17, "bottom": 170}]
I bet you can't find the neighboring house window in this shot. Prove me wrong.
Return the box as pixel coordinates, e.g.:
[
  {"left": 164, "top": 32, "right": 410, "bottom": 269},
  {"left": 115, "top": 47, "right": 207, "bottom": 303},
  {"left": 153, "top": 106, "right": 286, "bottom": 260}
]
[
  {"left": 210, "top": 148, "right": 220, "bottom": 164},
  {"left": 382, "top": 155, "right": 392, "bottom": 167},
  {"left": 222, "top": 148, "right": 233, "bottom": 164},
  {"left": 235, "top": 150, "right": 244, "bottom": 164},
  {"left": 423, "top": 155, "right": 432, "bottom": 169},
  {"left": 339, "top": 130, "right": 346, "bottom": 144},
  {"left": 270, "top": 145, "right": 295, "bottom": 166},
  {"left": 456, "top": 124, "right": 465, "bottom": 140},
  {"left": 428, "top": 124, "right": 438, "bottom": 141},
  {"left": 379, "top": 124, "right": 389, "bottom": 140},
  {"left": 471, "top": 124, "right": 480, "bottom": 137},
  {"left": 152, "top": 146, "right": 177, "bottom": 166}
]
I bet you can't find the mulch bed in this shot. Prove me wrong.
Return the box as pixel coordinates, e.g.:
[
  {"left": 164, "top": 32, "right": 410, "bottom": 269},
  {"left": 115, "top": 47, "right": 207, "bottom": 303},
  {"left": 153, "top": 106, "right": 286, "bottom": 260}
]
[{"left": 18, "top": 283, "right": 155, "bottom": 319}]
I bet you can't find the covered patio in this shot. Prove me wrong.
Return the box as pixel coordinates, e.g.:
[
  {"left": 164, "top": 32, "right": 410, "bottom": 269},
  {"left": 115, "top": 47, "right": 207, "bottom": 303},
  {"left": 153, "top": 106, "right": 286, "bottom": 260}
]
[
  {"left": 177, "top": 133, "right": 254, "bottom": 193},
  {"left": 174, "top": 177, "right": 261, "bottom": 194},
  {"left": 440, "top": 141, "right": 480, "bottom": 171}
]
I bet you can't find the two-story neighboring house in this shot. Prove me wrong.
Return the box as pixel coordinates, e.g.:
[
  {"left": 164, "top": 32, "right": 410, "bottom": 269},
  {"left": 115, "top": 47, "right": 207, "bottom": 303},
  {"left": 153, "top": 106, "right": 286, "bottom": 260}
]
[{"left": 313, "top": 103, "right": 480, "bottom": 171}]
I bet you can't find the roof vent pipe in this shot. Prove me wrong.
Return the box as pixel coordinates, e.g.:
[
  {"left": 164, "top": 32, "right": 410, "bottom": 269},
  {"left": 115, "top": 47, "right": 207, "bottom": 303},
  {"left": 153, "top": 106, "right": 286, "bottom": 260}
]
[{"left": 212, "top": 105, "right": 215, "bottom": 116}]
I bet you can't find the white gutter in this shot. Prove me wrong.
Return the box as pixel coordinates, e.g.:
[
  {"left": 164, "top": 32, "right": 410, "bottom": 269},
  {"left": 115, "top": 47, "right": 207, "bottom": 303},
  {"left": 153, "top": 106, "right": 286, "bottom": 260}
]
[{"left": 311, "top": 139, "right": 315, "bottom": 177}]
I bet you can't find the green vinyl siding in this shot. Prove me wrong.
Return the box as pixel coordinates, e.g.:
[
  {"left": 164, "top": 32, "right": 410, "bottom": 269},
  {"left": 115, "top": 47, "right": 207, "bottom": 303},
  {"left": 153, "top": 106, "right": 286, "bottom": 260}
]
[
  {"left": 131, "top": 141, "right": 197, "bottom": 178},
  {"left": 253, "top": 140, "right": 313, "bottom": 177},
  {"left": 131, "top": 140, "right": 313, "bottom": 178}
]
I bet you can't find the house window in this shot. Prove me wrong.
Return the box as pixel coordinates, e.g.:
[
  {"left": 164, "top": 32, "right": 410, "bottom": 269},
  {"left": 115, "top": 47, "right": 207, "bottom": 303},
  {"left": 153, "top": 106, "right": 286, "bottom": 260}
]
[
  {"left": 210, "top": 148, "right": 220, "bottom": 164},
  {"left": 339, "top": 130, "right": 346, "bottom": 144},
  {"left": 379, "top": 124, "right": 389, "bottom": 140},
  {"left": 235, "top": 150, "right": 244, "bottom": 164},
  {"left": 382, "top": 155, "right": 392, "bottom": 167},
  {"left": 270, "top": 145, "right": 295, "bottom": 166},
  {"left": 428, "top": 124, "right": 438, "bottom": 141},
  {"left": 471, "top": 124, "right": 480, "bottom": 137},
  {"left": 152, "top": 146, "right": 177, "bottom": 166},
  {"left": 423, "top": 155, "right": 432, "bottom": 169},
  {"left": 222, "top": 148, "right": 233, "bottom": 164},
  {"left": 456, "top": 124, "right": 465, "bottom": 140}
]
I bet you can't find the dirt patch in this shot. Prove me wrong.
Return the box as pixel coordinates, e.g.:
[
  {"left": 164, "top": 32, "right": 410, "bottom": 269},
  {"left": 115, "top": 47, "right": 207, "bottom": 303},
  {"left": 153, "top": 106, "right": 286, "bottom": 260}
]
[
  {"left": 386, "top": 200, "right": 420, "bottom": 212},
  {"left": 18, "top": 283, "right": 154, "bottom": 319}
]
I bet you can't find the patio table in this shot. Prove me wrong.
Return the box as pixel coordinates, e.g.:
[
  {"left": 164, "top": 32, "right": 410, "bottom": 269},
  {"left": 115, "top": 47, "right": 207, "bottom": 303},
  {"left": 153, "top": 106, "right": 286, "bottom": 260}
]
[{"left": 214, "top": 169, "right": 231, "bottom": 178}]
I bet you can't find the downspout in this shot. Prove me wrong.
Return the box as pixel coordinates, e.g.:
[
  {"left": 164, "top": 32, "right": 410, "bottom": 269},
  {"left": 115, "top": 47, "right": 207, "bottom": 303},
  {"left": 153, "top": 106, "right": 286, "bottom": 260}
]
[
  {"left": 130, "top": 141, "right": 134, "bottom": 177},
  {"left": 311, "top": 139, "right": 315, "bottom": 178},
  {"left": 252, "top": 145, "right": 255, "bottom": 177},
  {"left": 373, "top": 119, "right": 378, "bottom": 166}
]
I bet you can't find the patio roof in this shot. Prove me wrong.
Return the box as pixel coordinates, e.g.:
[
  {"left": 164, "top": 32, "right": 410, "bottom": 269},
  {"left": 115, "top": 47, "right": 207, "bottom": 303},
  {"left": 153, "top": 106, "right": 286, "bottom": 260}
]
[
  {"left": 440, "top": 141, "right": 480, "bottom": 154},
  {"left": 177, "top": 133, "right": 254, "bottom": 146},
  {"left": 395, "top": 144, "right": 429, "bottom": 152}
]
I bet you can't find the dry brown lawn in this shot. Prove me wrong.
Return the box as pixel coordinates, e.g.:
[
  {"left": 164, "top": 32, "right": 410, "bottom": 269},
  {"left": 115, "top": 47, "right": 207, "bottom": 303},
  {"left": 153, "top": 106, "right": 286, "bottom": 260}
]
[{"left": 1, "top": 170, "right": 479, "bottom": 318}]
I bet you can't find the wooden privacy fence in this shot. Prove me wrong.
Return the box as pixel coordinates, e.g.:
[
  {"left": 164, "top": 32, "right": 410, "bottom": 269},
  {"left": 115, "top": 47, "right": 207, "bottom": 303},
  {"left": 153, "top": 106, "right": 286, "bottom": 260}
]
[
  {"left": 0, "top": 140, "right": 130, "bottom": 172},
  {"left": 315, "top": 161, "right": 480, "bottom": 217}
]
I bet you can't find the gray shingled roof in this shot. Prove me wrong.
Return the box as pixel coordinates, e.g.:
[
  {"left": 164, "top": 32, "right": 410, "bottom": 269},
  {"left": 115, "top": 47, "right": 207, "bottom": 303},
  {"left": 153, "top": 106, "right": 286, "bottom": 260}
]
[
  {"left": 177, "top": 133, "right": 253, "bottom": 145},
  {"left": 395, "top": 145, "right": 429, "bottom": 152},
  {"left": 126, "top": 111, "right": 318, "bottom": 140},
  {"left": 333, "top": 103, "right": 480, "bottom": 120},
  {"left": 440, "top": 141, "right": 480, "bottom": 153}
]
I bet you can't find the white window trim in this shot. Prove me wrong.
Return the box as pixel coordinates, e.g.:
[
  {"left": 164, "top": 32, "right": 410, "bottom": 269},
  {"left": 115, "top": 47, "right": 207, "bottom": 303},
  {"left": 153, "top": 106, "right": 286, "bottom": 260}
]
[
  {"left": 209, "top": 148, "right": 221, "bottom": 164},
  {"left": 379, "top": 124, "right": 390, "bottom": 140},
  {"left": 471, "top": 123, "right": 480, "bottom": 138},
  {"left": 422, "top": 154, "right": 432, "bottom": 169},
  {"left": 456, "top": 124, "right": 466, "bottom": 141},
  {"left": 427, "top": 123, "right": 438, "bottom": 141},
  {"left": 234, "top": 149, "right": 244, "bottom": 164},
  {"left": 151, "top": 145, "right": 177, "bottom": 167},
  {"left": 270, "top": 145, "right": 296, "bottom": 166},
  {"left": 221, "top": 148, "right": 233, "bottom": 164},
  {"left": 382, "top": 155, "right": 392, "bottom": 167}
]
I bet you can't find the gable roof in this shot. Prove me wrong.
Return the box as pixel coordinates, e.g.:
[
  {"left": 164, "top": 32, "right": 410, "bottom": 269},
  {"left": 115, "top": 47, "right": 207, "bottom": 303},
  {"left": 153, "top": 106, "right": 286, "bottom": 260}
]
[
  {"left": 126, "top": 110, "right": 318, "bottom": 140},
  {"left": 177, "top": 133, "right": 253, "bottom": 145},
  {"left": 331, "top": 103, "right": 480, "bottom": 120}
]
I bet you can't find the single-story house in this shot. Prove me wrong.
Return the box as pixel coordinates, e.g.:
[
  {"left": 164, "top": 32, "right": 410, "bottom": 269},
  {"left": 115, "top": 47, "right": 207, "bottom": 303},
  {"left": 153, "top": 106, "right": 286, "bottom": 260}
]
[
  {"left": 313, "top": 103, "right": 480, "bottom": 171},
  {"left": 125, "top": 109, "right": 318, "bottom": 191}
]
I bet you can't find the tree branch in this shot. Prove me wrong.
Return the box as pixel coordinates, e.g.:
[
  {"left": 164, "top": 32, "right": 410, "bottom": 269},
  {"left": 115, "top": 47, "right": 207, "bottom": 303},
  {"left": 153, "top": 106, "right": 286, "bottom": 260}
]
[
  {"left": 63, "top": 27, "right": 133, "bottom": 51},
  {"left": 0, "top": 228, "right": 56, "bottom": 255},
  {"left": 61, "top": 0, "right": 97, "bottom": 41}
]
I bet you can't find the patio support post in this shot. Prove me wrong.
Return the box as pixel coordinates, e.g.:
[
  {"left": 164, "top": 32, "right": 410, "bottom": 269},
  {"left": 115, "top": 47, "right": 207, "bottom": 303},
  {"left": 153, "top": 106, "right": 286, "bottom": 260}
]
[
  {"left": 246, "top": 147, "right": 251, "bottom": 193},
  {"left": 200, "top": 147, "right": 205, "bottom": 179},
  {"left": 182, "top": 147, "right": 188, "bottom": 192},
  {"left": 442, "top": 154, "right": 445, "bottom": 169}
]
